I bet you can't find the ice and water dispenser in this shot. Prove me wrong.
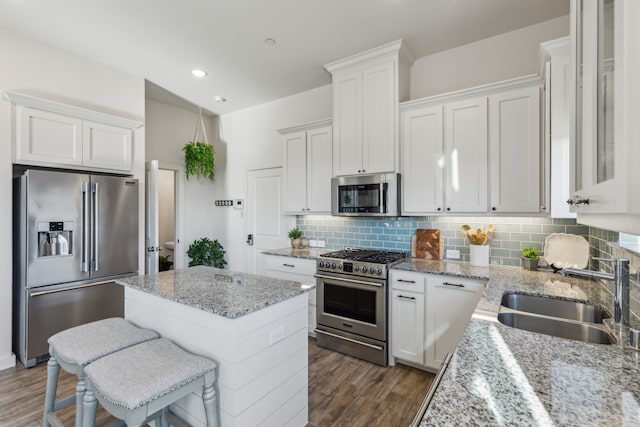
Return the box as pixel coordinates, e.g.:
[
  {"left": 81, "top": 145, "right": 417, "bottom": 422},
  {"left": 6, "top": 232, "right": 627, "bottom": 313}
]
[{"left": 38, "top": 221, "right": 73, "bottom": 257}]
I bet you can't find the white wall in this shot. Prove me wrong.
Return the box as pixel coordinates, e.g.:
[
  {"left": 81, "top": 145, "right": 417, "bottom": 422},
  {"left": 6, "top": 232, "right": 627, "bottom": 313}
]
[
  {"left": 217, "top": 85, "right": 332, "bottom": 272},
  {"left": 0, "top": 28, "right": 145, "bottom": 370},
  {"left": 411, "top": 15, "right": 570, "bottom": 99},
  {"left": 145, "top": 99, "right": 223, "bottom": 267}
]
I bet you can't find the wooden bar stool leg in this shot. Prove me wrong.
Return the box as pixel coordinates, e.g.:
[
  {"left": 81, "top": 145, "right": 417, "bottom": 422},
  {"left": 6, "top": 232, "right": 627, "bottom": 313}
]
[
  {"left": 81, "top": 389, "right": 97, "bottom": 427},
  {"left": 202, "top": 383, "right": 218, "bottom": 427},
  {"left": 75, "top": 374, "right": 86, "bottom": 427},
  {"left": 42, "top": 357, "right": 60, "bottom": 427}
]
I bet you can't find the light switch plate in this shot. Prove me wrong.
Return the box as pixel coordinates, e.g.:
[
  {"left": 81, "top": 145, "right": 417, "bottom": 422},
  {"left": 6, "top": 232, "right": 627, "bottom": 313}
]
[{"left": 316, "top": 240, "right": 326, "bottom": 248}]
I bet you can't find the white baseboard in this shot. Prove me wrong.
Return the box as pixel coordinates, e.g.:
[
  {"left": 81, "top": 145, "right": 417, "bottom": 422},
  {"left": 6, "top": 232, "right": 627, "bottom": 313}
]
[{"left": 0, "top": 353, "right": 16, "bottom": 371}]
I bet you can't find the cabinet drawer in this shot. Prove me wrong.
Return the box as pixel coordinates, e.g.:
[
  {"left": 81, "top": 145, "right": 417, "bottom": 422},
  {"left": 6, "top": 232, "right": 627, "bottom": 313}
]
[
  {"left": 390, "top": 270, "right": 425, "bottom": 293},
  {"left": 426, "top": 274, "right": 486, "bottom": 292},
  {"left": 264, "top": 255, "right": 316, "bottom": 276}
]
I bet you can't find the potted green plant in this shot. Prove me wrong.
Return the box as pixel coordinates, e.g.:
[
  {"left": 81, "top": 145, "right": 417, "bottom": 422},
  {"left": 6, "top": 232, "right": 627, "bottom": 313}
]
[
  {"left": 183, "top": 141, "right": 215, "bottom": 181},
  {"left": 187, "top": 237, "right": 227, "bottom": 268},
  {"left": 522, "top": 247, "right": 540, "bottom": 270},
  {"left": 288, "top": 227, "right": 303, "bottom": 249}
]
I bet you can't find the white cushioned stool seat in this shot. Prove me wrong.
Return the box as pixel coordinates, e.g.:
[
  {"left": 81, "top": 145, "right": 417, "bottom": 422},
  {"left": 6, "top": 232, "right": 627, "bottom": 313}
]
[
  {"left": 43, "top": 318, "right": 159, "bottom": 427},
  {"left": 82, "top": 338, "right": 218, "bottom": 427}
]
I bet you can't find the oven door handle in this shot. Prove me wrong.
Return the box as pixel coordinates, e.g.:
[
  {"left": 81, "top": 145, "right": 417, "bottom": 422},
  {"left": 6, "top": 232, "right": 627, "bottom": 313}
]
[
  {"left": 315, "top": 329, "right": 384, "bottom": 351},
  {"left": 314, "top": 274, "right": 383, "bottom": 287}
]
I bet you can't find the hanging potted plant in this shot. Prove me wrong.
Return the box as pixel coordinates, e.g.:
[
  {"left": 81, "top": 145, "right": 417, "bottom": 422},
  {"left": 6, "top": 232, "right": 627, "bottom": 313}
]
[{"left": 183, "top": 108, "right": 215, "bottom": 181}]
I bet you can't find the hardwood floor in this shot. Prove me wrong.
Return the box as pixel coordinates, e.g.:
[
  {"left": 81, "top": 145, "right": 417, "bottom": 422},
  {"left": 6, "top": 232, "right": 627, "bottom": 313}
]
[
  {"left": 0, "top": 339, "right": 434, "bottom": 427},
  {"left": 308, "top": 338, "right": 434, "bottom": 427}
]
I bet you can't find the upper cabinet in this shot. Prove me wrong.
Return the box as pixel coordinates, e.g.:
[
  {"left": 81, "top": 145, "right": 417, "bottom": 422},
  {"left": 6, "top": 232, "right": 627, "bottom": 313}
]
[
  {"left": 280, "top": 119, "right": 333, "bottom": 214},
  {"left": 400, "top": 78, "right": 542, "bottom": 215},
  {"left": 4, "top": 92, "right": 142, "bottom": 173},
  {"left": 325, "top": 40, "right": 414, "bottom": 176},
  {"left": 570, "top": 0, "right": 640, "bottom": 229}
]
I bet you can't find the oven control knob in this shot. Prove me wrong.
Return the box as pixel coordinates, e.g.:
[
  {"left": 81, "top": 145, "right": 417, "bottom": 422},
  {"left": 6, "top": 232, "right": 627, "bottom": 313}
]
[
  {"left": 318, "top": 262, "right": 324, "bottom": 268},
  {"left": 354, "top": 266, "right": 360, "bottom": 272},
  {"left": 338, "top": 264, "right": 343, "bottom": 270},
  {"left": 377, "top": 269, "right": 383, "bottom": 275},
  {"left": 362, "top": 267, "right": 369, "bottom": 274},
  {"left": 331, "top": 263, "right": 337, "bottom": 269}
]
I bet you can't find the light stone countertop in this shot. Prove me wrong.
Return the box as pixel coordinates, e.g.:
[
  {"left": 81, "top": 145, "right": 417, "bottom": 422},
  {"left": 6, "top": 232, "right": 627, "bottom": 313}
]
[
  {"left": 261, "top": 247, "right": 331, "bottom": 259},
  {"left": 116, "top": 266, "right": 313, "bottom": 319},
  {"left": 392, "top": 259, "right": 640, "bottom": 426}
]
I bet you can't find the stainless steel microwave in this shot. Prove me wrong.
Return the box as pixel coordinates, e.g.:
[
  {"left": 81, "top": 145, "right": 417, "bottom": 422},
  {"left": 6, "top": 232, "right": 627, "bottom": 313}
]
[{"left": 331, "top": 173, "right": 401, "bottom": 217}]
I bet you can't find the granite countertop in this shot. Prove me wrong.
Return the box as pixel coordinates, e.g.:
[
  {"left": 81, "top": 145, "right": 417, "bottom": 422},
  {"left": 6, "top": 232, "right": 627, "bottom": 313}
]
[
  {"left": 261, "top": 247, "right": 331, "bottom": 259},
  {"left": 392, "top": 259, "right": 640, "bottom": 426},
  {"left": 115, "top": 266, "right": 314, "bottom": 319}
]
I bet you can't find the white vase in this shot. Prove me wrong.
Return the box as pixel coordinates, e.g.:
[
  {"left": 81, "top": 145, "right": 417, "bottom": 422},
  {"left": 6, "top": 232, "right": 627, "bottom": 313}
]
[{"left": 470, "top": 245, "right": 489, "bottom": 267}]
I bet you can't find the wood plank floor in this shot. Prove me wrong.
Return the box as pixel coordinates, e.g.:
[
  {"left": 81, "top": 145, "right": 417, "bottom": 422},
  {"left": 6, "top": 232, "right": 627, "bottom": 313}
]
[{"left": 0, "top": 339, "right": 434, "bottom": 426}]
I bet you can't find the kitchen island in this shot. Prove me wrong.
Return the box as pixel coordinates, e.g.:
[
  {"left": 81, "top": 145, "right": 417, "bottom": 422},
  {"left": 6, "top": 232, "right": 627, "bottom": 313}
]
[
  {"left": 393, "top": 260, "right": 640, "bottom": 426},
  {"left": 116, "top": 266, "right": 313, "bottom": 427}
]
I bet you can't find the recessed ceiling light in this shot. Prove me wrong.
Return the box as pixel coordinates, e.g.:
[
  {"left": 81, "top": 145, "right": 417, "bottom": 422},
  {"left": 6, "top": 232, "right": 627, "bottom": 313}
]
[
  {"left": 214, "top": 96, "right": 227, "bottom": 103},
  {"left": 191, "top": 69, "right": 208, "bottom": 78},
  {"left": 264, "top": 38, "right": 276, "bottom": 46}
]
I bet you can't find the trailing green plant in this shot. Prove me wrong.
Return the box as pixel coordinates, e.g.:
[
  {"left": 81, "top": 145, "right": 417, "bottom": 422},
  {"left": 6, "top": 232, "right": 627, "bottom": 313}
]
[
  {"left": 288, "top": 227, "right": 303, "bottom": 239},
  {"left": 187, "top": 237, "right": 227, "bottom": 268},
  {"left": 159, "top": 254, "right": 173, "bottom": 272},
  {"left": 522, "top": 247, "right": 540, "bottom": 259},
  {"left": 183, "top": 141, "right": 215, "bottom": 181}
]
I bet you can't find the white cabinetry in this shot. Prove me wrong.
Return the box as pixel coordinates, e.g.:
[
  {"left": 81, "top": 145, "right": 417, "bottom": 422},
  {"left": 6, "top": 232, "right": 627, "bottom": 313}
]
[
  {"left": 569, "top": 0, "right": 640, "bottom": 233},
  {"left": 400, "top": 78, "right": 542, "bottom": 215},
  {"left": 5, "top": 91, "right": 141, "bottom": 173},
  {"left": 489, "top": 86, "right": 541, "bottom": 213},
  {"left": 425, "top": 275, "right": 484, "bottom": 368},
  {"left": 389, "top": 270, "right": 485, "bottom": 370},
  {"left": 325, "top": 40, "right": 413, "bottom": 176},
  {"left": 280, "top": 120, "right": 332, "bottom": 214},
  {"left": 390, "top": 271, "right": 426, "bottom": 364},
  {"left": 262, "top": 254, "right": 317, "bottom": 336}
]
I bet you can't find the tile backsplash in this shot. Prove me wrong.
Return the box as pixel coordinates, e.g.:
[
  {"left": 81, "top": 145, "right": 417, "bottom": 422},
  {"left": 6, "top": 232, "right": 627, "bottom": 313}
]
[{"left": 296, "top": 215, "right": 589, "bottom": 267}]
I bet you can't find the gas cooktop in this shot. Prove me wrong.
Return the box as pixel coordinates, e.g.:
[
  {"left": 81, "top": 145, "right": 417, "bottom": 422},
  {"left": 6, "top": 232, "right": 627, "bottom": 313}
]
[{"left": 317, "top": 248, "right": 407, "bottom": 278}]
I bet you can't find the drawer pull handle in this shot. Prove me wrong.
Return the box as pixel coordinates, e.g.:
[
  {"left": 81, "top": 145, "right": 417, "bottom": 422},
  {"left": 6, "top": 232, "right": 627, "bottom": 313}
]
[
  {"left": 443, "top": 282, "right": 465, "bottom": 288},
  {"left": 283, "top": 263, "right": 295, "bottom": 268},
  {"left": 398, "top": 295, "right": 416, "bottom": 300},
  {"left": 397, "top": 279, "right": 416, "bottom": 284}
]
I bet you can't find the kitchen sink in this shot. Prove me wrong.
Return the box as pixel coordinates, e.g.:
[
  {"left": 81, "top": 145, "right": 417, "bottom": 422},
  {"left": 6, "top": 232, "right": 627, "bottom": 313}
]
[
  {"left": 500, "top": 293, "right": 610, "bottom": 323},
  {"left": 497, "top": 312, "right": 616, "bottom": 345}
]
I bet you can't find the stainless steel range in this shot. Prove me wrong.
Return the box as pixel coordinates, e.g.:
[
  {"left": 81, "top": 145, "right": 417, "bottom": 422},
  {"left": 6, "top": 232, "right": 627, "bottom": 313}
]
[{"left": 315, "top": 248, "right": 407, "bottom": 366}]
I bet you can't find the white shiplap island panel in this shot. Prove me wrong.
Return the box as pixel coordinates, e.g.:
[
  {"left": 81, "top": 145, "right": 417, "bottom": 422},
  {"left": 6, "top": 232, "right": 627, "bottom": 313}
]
[{"left": 116, "top": 266, "right": 312, "bottom": 427}]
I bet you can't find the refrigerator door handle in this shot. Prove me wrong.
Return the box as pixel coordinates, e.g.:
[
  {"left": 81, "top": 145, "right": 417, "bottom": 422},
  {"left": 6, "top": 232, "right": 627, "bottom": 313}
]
[
  {"left": 81, "top": 182, "right": 90, "bottom": 273},
  {"left": 92, "top": 182, "right": 99, "bottom": 272}
]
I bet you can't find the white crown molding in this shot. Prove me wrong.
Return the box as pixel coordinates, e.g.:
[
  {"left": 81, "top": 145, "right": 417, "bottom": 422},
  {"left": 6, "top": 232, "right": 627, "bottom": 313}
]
[
  {"left": 3, "top": 91, "right": 144, "bottom": 129},
  {"left": 538, "top": 36, "right": 571, "bottom": 76},
  {"left": 324, "top": 39, "right": 413, "bottom": 73},
  {"left": 277, "top": 118, "right": 332, "bottom": 135},
  {"left": 400, "top": 74, "right": 543, "bottom": 111}
]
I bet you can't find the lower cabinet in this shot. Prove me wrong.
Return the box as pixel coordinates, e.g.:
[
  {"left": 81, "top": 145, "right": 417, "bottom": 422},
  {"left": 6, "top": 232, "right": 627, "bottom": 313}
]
[
  {"left": 261, "top": 254, "right": 317, "bottom": 337},
  {"left": 390, "top": 270, "right": 486, "bottom": 370}
]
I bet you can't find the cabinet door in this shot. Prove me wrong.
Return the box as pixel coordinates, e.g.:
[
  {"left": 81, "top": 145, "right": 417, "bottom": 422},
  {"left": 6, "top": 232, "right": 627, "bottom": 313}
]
[
  {"left": 444, "top": 98, "right": 488, "bottom": 213},
  {"left": 283, "top": 132, "right": 308, "bottom": 213},
  {"left": 426, "top": 276, "right": 484, "bottom": 368},
  {"left": 17, "top": 107, "right": 83, "bottom": 166},
  {"left": 401, "top": 105, "right": 444, "bottom": 214},
  {"left": 391, "top": 290, "right": 424, "bottom": 364},
  {"left": 306, "top": 126, "right": 333, "bottom": 213},
  {"left": 489, "top": 87, "right": 541, "bottom": 213},
  {"left": 82, "top": 120, "right": 132, "bottom": 171},
  {"left": 362, "top": 61, "right": 396, "bottom": 174},
  {"left": 333, "top": 70, "right": 363, "bottom": 176}
]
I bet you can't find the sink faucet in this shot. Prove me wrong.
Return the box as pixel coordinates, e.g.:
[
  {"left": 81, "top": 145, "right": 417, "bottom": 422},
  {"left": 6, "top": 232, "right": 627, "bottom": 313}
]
[{"left": 559, "top": 258, "right": 630, "bottom": 326}]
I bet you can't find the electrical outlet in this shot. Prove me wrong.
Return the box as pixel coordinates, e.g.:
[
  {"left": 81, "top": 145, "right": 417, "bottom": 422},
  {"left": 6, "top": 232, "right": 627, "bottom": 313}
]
[
  {"left": 309, "top": 239, "right": 318, "bottom": 248},
  {"left": 447, "top": 249, "right": 461, "bottom": 260},
  {"left": 316, "top": 240, "right": 326, "bottom": 248},
  {"left": 269, "top": 325, "right": 285, "bottom": 345}
]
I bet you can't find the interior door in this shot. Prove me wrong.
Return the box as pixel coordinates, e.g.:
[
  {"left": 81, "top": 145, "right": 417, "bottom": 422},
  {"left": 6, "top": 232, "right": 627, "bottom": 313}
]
[
  {"left": 246, "top": 168, "right": 294, "bottom": 274},
  {"left": 145, "top": 160, "right": 159, "bottom": 274}
]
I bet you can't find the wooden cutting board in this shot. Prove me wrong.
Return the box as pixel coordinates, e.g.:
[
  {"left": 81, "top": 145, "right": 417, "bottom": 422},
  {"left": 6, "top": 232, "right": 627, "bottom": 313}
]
[{"left": 414, "top": 229, "right": 443, "bottom": 260}]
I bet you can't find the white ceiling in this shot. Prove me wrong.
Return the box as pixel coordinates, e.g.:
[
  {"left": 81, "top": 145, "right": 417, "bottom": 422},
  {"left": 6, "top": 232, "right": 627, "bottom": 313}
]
[{"left": 0, "top": 0, "right": 569, "bottom": 116}]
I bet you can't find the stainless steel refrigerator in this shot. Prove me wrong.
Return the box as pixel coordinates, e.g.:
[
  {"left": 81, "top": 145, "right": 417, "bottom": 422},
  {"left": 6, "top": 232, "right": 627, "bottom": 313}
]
[{"left": 13, "top": 169, "right": 139, "bottom": 367}]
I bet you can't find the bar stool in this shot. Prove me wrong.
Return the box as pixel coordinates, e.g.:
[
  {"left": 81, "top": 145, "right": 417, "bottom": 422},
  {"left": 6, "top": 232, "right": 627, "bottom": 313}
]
[
  {"left": 81, "top": 338, "right": 218, "bottom": 427},
  {"left": 43, "top": 318, "right": 159, "bottom": 427}
]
